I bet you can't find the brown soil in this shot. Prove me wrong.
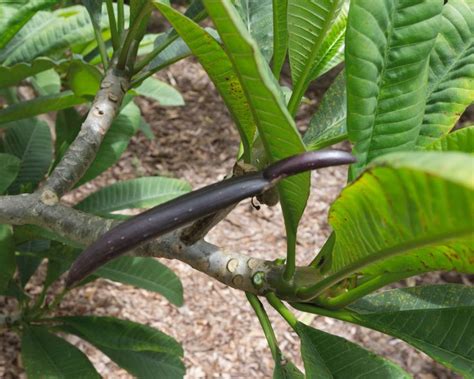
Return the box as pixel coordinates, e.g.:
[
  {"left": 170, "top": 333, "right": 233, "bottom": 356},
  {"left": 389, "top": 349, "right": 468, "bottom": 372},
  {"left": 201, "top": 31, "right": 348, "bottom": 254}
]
[{"left": 1, "top": 58, "right": 470, "bottom": 379}]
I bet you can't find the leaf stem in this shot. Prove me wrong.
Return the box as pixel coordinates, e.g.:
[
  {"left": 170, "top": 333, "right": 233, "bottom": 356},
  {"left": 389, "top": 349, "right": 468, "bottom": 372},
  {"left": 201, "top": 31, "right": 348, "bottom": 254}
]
[
  {"left": 106, "top": 0, "right": 119, "bottom": 50},
  {"left": 266, "top": 292, "right": 297, "bottom": 329},
  {"left": 290, "top": 302, "right": 358, "bottom": 324},
  {"left": 94, "top": 27, "right": 109, "bottom": 70},
  {"left": 117, "top": 3, "right": 152, "bottom": 71},
  {"left": 282, "top": 230, "right": 296, "bottom": 281},
  {"left": 317, "top": 272, "right": 414, "bottom": 309},
  {"left": 246, "top": 293, "right": 280, "bottom": 361},
  {"left": 117, "top": 0, "right": 125, "bottom": 38}
]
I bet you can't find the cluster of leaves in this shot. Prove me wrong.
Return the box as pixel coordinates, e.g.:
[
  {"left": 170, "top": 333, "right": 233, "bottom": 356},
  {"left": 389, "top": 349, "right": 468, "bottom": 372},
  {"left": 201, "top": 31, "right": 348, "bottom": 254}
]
[{"left": 0, "top": 0, "right": 473, "bottom": 378}]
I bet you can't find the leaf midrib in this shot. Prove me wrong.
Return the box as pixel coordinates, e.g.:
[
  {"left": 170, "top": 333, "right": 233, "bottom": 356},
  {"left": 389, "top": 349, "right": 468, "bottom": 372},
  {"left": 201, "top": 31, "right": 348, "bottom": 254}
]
[{"left": 312, "top": 227, "right": 473, "bottom": 296}]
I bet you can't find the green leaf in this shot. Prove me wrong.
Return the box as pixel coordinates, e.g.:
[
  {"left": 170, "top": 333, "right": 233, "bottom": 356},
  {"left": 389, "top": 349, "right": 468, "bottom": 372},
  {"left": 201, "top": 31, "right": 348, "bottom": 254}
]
[
  {"left": 303, "top": 71, "right": 347, "bottom": 150},
  {"left": 2, "top": 118, "right": 53, "bottom": 194},
  {"left": 75, "top": 176, "right": 191, "bottom": 218},
  {"left": 16, "top": 239, "right": 50, "bottom": 287},
  {"left": 96, "top": 256, "right": 184, "bottom": 306},
  {"left": 88, "top": 347, "right": 185, "bottom": 379},
  {"left": 67, "top": 60, "right": 102, "bottom": 97},
  {"left": 296, "top": 322, "right": 410, "bottom": 378},
  {"left": 139, "top": 116, "right": 154, "bottom": 139},
  {"left": 0, "top": 6, "right": 103, "bottom": 65},
  {"left": 234, "top": 0, "right": 274, "bottom": 62},
  {"left": 0, "top": 0, "right": 56, "bottom": 49},
  {"left": 348, "top": 285, "right": 474, "bottom": 377},
  {"left": 133, "top": 77, "right": 184, "bottom": 106},
  {"left": 31, "top": 69, "right": 61, "bottom": 96},
  {"left": 0, "top": 153, "right": 21, "bottom": 194},
  {"left": 425, "top": 126, "right": 474, "bottom": 153},
  {"left": 323, "top": 152, "right": 474, "bottom": 282},
  {"left": 0, "top": 225, "right": 15, "bottom": 294},
  {"left": 0, "top": 91, "right": 87, "bottom": 125},
  {"left": 15, "top": 224, "right": 83, "bottom": 249},
  {"left": 287, "top": 0, "right": 344, "bottom": 114},
  {"left": 44, "top": 258, "right": 69, "bottom": 289},
  {"left": 154, "top": 3, "right": 256, "bottom": 160},
  {"left": 58, "top": 316, "right": 183, "bottom": 356},
  {"left": 204, "top": 0, "right": 310, "bottom": 279},
  {"left": 273, "top": 352, "right": 304, "bottom": 379},
  {"left": 0, "top": 58, "right": 70, "bottom": 89},
  {"left": 21, "top": 326, "right": 100, "bottom": 379},
  {"left": 346, "top": 0, "right": 444, "bottom": 179},
  {"left": 78, "top": 101, "right": 141, "bottom": 185},
  {"left": 271, "top": 0, "right": 288, "bottom": 78},
  {"left": 417, "top": 0, "right": 474, "bottom": 147}
]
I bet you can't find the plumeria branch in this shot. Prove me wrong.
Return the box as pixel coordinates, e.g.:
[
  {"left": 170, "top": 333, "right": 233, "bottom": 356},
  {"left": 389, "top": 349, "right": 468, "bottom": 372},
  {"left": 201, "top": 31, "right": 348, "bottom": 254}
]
[
  {"left": 0, "top": 193, "right": 321, "bottom": 299},
  {"left": 38, "top": 62, "right": 130, "bottom": 201}
]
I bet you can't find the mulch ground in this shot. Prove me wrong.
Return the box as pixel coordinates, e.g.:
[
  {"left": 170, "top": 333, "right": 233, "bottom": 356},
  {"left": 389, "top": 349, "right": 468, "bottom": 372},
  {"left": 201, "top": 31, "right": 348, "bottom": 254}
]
[{"left": 1, "top": 58, "right": 470, "bottom": 379}]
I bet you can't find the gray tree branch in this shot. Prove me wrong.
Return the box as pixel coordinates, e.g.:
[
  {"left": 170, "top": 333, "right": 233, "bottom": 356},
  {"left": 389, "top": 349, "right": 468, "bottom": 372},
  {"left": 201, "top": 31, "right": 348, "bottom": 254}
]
[
  {"left": 0, "top": 194, "right": 319, "bottom": 299},
  {"left": 39, "top": 64, "right": 130, "bottom": 200}
]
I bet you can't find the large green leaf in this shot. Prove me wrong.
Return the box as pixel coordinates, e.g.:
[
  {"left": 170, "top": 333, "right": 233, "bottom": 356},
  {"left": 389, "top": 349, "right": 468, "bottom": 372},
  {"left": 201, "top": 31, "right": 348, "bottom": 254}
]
[
  {"left": 287, "top": 0, "right": 344, "bottom": 113},
  {"left": 0, "top": 225, "right": 15, "bottom": 294},
  {"left": 67, "top": 60, "right": 102, "bottom": 97},
  {"left": 417, "top": 0, "right": 474, "bottom": 147},
  {"left": 21, "top": 326, "right": 100, "bottom": 379},
  {"left": 204, "top": 0, "right": 310, "bottom": 278},
  {"left": 2, "top": 118, "right": 53, "bottom": 193},
  {"left": 234, "top": 0, "right": 274, "bottom": 62},
  {"left": 296, "top": 322, "right": 410, "bottom": 378},
  {"left": 155, "top": 3, "right": 256, "bottom": 160},
  {"left": 15, "top": 239, "right": 50, "bottom": 287},
  {"left": 90, "top": 346, "right": 184, "bottom": 379},
  {"left": 0, "top": 58, "right": 71, "bottom": 89},
  {"left": 346, "top": 0, "right": 444, "bottom": 179},
  {"left": 58, "top": 316, "right": 182, "bottom": 356},
  {"left": 321, "top": 152, "right": 474, "bottom": 285},
  {"left": 348, "top": 285, "right": 474, "bottom": 377},
  {"left": 0, "top": 91, "right": 87, "bottom": 125},
  {"left": 0, "top": 0, "right": 56, "bottom": 49},
  {"left": 0, "top": 5, "right": 108, "bottom": 65},
  {"left": 78, "top": 101, "right": 141, "bottom": 185},
  {"left": 0, "top": 153, "right": 21, "bottom": 194},
  {"left": 75, "top": 176, "right": 191, "bottom": 218},
  {"left": 31, "top": 69, "right": 61, "bottom": 96},
  {"left": 133, "top": 77, "right": 184, "bottom": 106},
  {"left": 96, "top": 256, "right": 183, "bottom": 306},
  {"left": 425, "top": 126, "right": 474, "bottom": 153},
  {"left": 303, "top": 71, "right": 347, "bottom": 150}
]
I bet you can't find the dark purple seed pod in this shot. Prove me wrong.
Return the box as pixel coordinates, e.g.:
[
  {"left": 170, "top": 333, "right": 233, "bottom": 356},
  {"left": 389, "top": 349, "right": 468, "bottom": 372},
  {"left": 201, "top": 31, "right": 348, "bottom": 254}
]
[
  {"left": 66, "top": 150, "right": 355, "bottom": 287},
  {"left": 263, "top": 150, "right": 355, "bottom": 181}
]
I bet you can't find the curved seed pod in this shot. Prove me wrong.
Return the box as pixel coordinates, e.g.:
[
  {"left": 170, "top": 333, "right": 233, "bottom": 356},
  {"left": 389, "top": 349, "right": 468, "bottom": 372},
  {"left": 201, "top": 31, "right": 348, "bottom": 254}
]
[{"left": 66, "top": 150, "right": 355, "bottom": 287}]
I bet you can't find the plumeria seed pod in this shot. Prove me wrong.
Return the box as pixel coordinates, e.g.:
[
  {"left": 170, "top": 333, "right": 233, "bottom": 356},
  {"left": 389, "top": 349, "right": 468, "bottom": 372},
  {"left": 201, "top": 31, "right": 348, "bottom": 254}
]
[{"left": 66, "top": 150, "right": 355, "bottom": 287}]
